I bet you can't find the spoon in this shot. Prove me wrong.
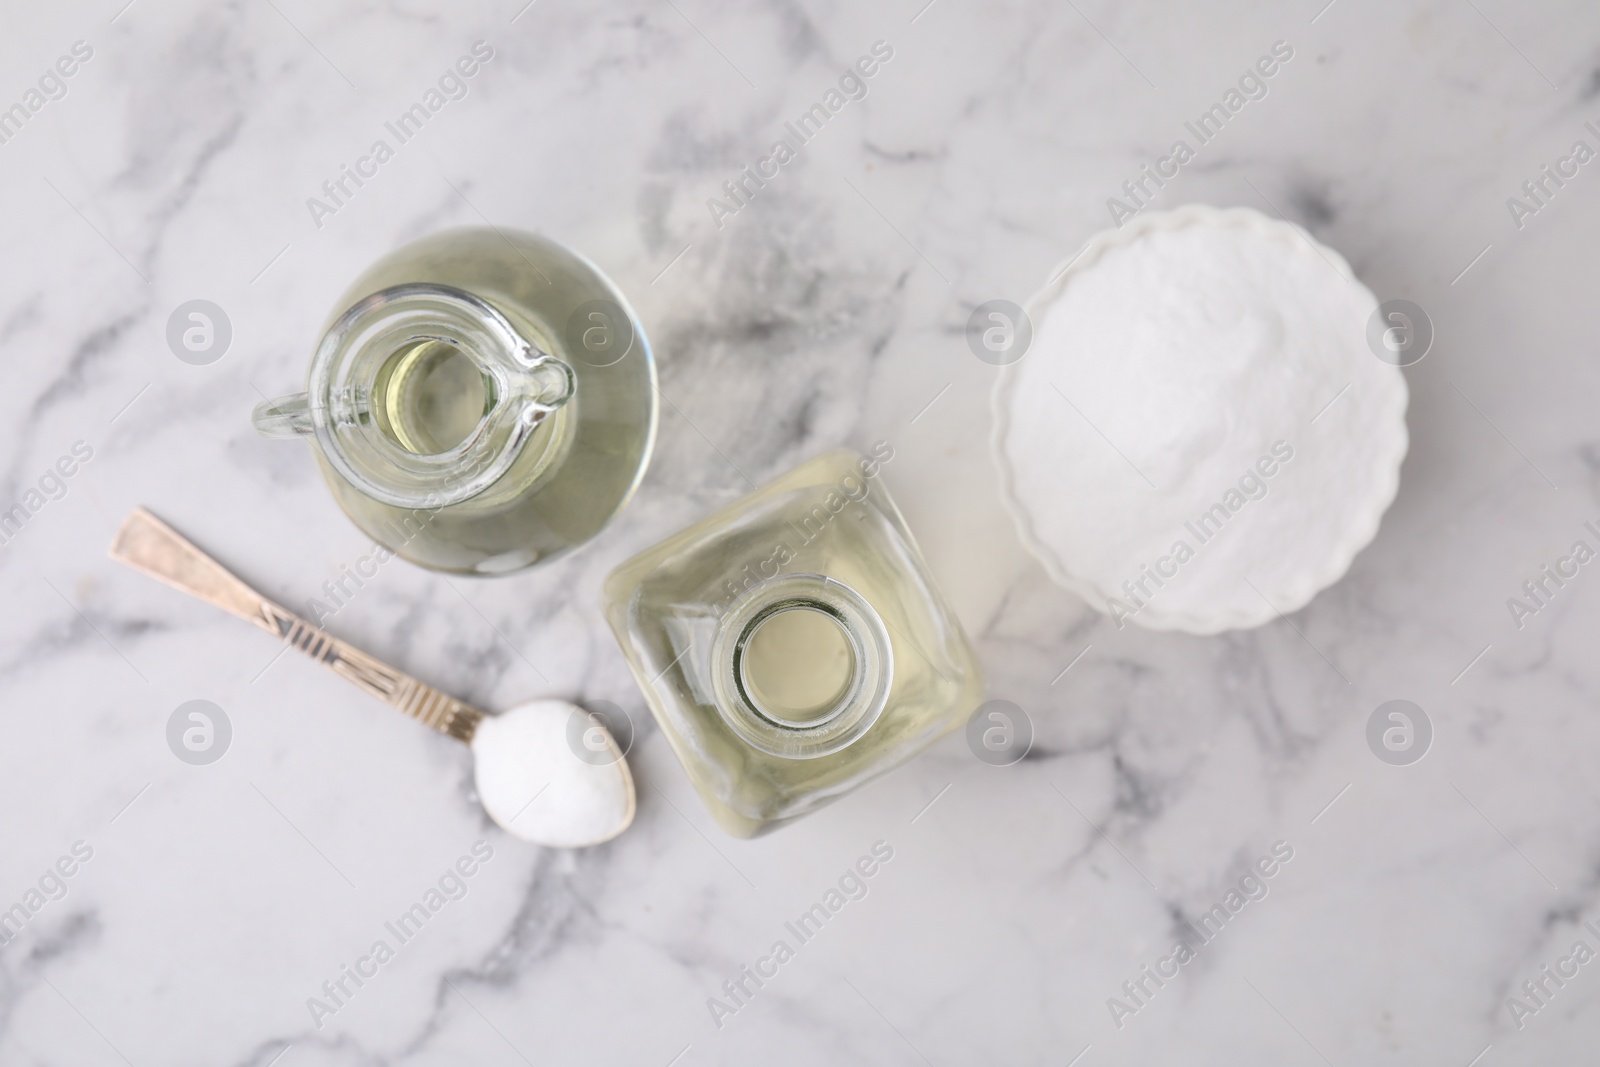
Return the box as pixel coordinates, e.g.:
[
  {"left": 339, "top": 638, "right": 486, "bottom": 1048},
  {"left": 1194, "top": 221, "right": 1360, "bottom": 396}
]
[{"left": 108, "top": 507, "right": 635, "bottom": 848}]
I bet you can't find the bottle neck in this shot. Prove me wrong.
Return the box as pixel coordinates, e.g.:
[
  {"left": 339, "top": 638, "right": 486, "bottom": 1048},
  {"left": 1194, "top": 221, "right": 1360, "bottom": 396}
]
[
  {"left": 305, "top": 283, "right": 573, "bottom": 510},
  {"left": 711, "top": 574, "right": 892, "bottom": 759}
]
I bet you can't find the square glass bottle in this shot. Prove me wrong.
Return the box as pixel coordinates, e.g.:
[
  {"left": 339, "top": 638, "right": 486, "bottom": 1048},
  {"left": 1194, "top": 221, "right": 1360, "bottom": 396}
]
[{"left": 602, "top": 446, "right": 985, "bottom": 836}]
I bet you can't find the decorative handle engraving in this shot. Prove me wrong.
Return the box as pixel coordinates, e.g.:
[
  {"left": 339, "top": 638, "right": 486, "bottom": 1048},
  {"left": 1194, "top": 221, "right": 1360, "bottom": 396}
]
[{"left": 110, "top": 507, "right": 483, "bottom": 742}]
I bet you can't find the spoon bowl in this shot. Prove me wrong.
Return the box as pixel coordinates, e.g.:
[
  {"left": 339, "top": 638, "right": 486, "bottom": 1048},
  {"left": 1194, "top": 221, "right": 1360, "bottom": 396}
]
[{"left": 472, "top": 699, "right": 635, "bottom": 846}]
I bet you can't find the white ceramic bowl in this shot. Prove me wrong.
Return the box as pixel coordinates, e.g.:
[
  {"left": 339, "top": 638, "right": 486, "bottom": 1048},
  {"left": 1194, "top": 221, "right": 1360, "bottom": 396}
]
[{"left": 991, "top": 205, "right": 1409, "bottom": 634}]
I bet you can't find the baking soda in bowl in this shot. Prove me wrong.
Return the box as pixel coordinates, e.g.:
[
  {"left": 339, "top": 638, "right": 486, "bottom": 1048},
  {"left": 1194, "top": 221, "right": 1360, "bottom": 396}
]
[{"left": 993, "top": 206, "right": 1408, "bottom": 633}]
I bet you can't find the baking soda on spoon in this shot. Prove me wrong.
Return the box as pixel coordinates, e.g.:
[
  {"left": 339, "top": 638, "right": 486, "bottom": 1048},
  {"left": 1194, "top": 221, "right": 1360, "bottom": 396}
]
[{"left": 473, "top": 700, "right": 635, "bottom": 847}]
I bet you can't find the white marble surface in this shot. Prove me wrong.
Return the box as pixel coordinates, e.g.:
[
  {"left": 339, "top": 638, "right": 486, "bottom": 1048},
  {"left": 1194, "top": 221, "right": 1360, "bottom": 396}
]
[{"left": 2, "top": 0, "right": 1598, "bottom": 1063}]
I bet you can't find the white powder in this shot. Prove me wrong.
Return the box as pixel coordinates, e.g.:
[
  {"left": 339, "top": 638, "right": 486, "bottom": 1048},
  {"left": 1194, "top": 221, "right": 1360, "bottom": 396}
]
[
  {"left": 997, "top": 211, "right": 1407, "bottom": 631},
  {"left": 472, "top": 699, "right": 635, "bottom": 847}
]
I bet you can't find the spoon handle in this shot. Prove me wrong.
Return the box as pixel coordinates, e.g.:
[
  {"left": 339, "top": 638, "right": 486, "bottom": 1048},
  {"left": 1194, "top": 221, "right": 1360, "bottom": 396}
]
[{"left": 109, "top": 507, "right": 484, "bottom": 742}]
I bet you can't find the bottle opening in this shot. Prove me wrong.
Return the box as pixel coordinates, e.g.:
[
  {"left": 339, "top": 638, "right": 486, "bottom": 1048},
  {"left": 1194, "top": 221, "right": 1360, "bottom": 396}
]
[
  {"left": 372, "top": 339, "right": 494, "bottom": 455},
  {"left": 712, "top": 574, "right": 893, "bottom": 759},
  {"left": 272, "top": 283, "right": 576, "bottom": 510},
  {"left": 739, "top": 604, "right": 857, "bottom": 726}
]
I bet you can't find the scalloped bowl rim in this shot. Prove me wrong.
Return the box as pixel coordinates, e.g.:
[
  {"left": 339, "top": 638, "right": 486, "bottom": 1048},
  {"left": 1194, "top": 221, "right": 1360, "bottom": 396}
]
[{"left": 989, "top": 204, "right": 1410, "bottom": 635}]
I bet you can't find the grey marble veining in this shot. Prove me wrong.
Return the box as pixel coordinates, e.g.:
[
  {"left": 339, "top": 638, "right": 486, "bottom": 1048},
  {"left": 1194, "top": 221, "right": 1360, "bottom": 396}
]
[{"left": 1, "top": 0, "right": 1599, "bottom": 1063}]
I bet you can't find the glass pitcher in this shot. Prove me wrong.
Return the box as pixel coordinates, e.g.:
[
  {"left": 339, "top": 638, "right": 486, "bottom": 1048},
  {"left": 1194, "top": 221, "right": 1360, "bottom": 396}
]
[{"left": 254, "top": 227, "right": 657, "bottom": 574}]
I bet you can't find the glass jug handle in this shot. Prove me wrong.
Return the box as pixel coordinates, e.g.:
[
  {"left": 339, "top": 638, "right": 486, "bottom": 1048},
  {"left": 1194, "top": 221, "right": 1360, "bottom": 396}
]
[{"left": 252, "top": 393, "right": 315, "bottom": 439}]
